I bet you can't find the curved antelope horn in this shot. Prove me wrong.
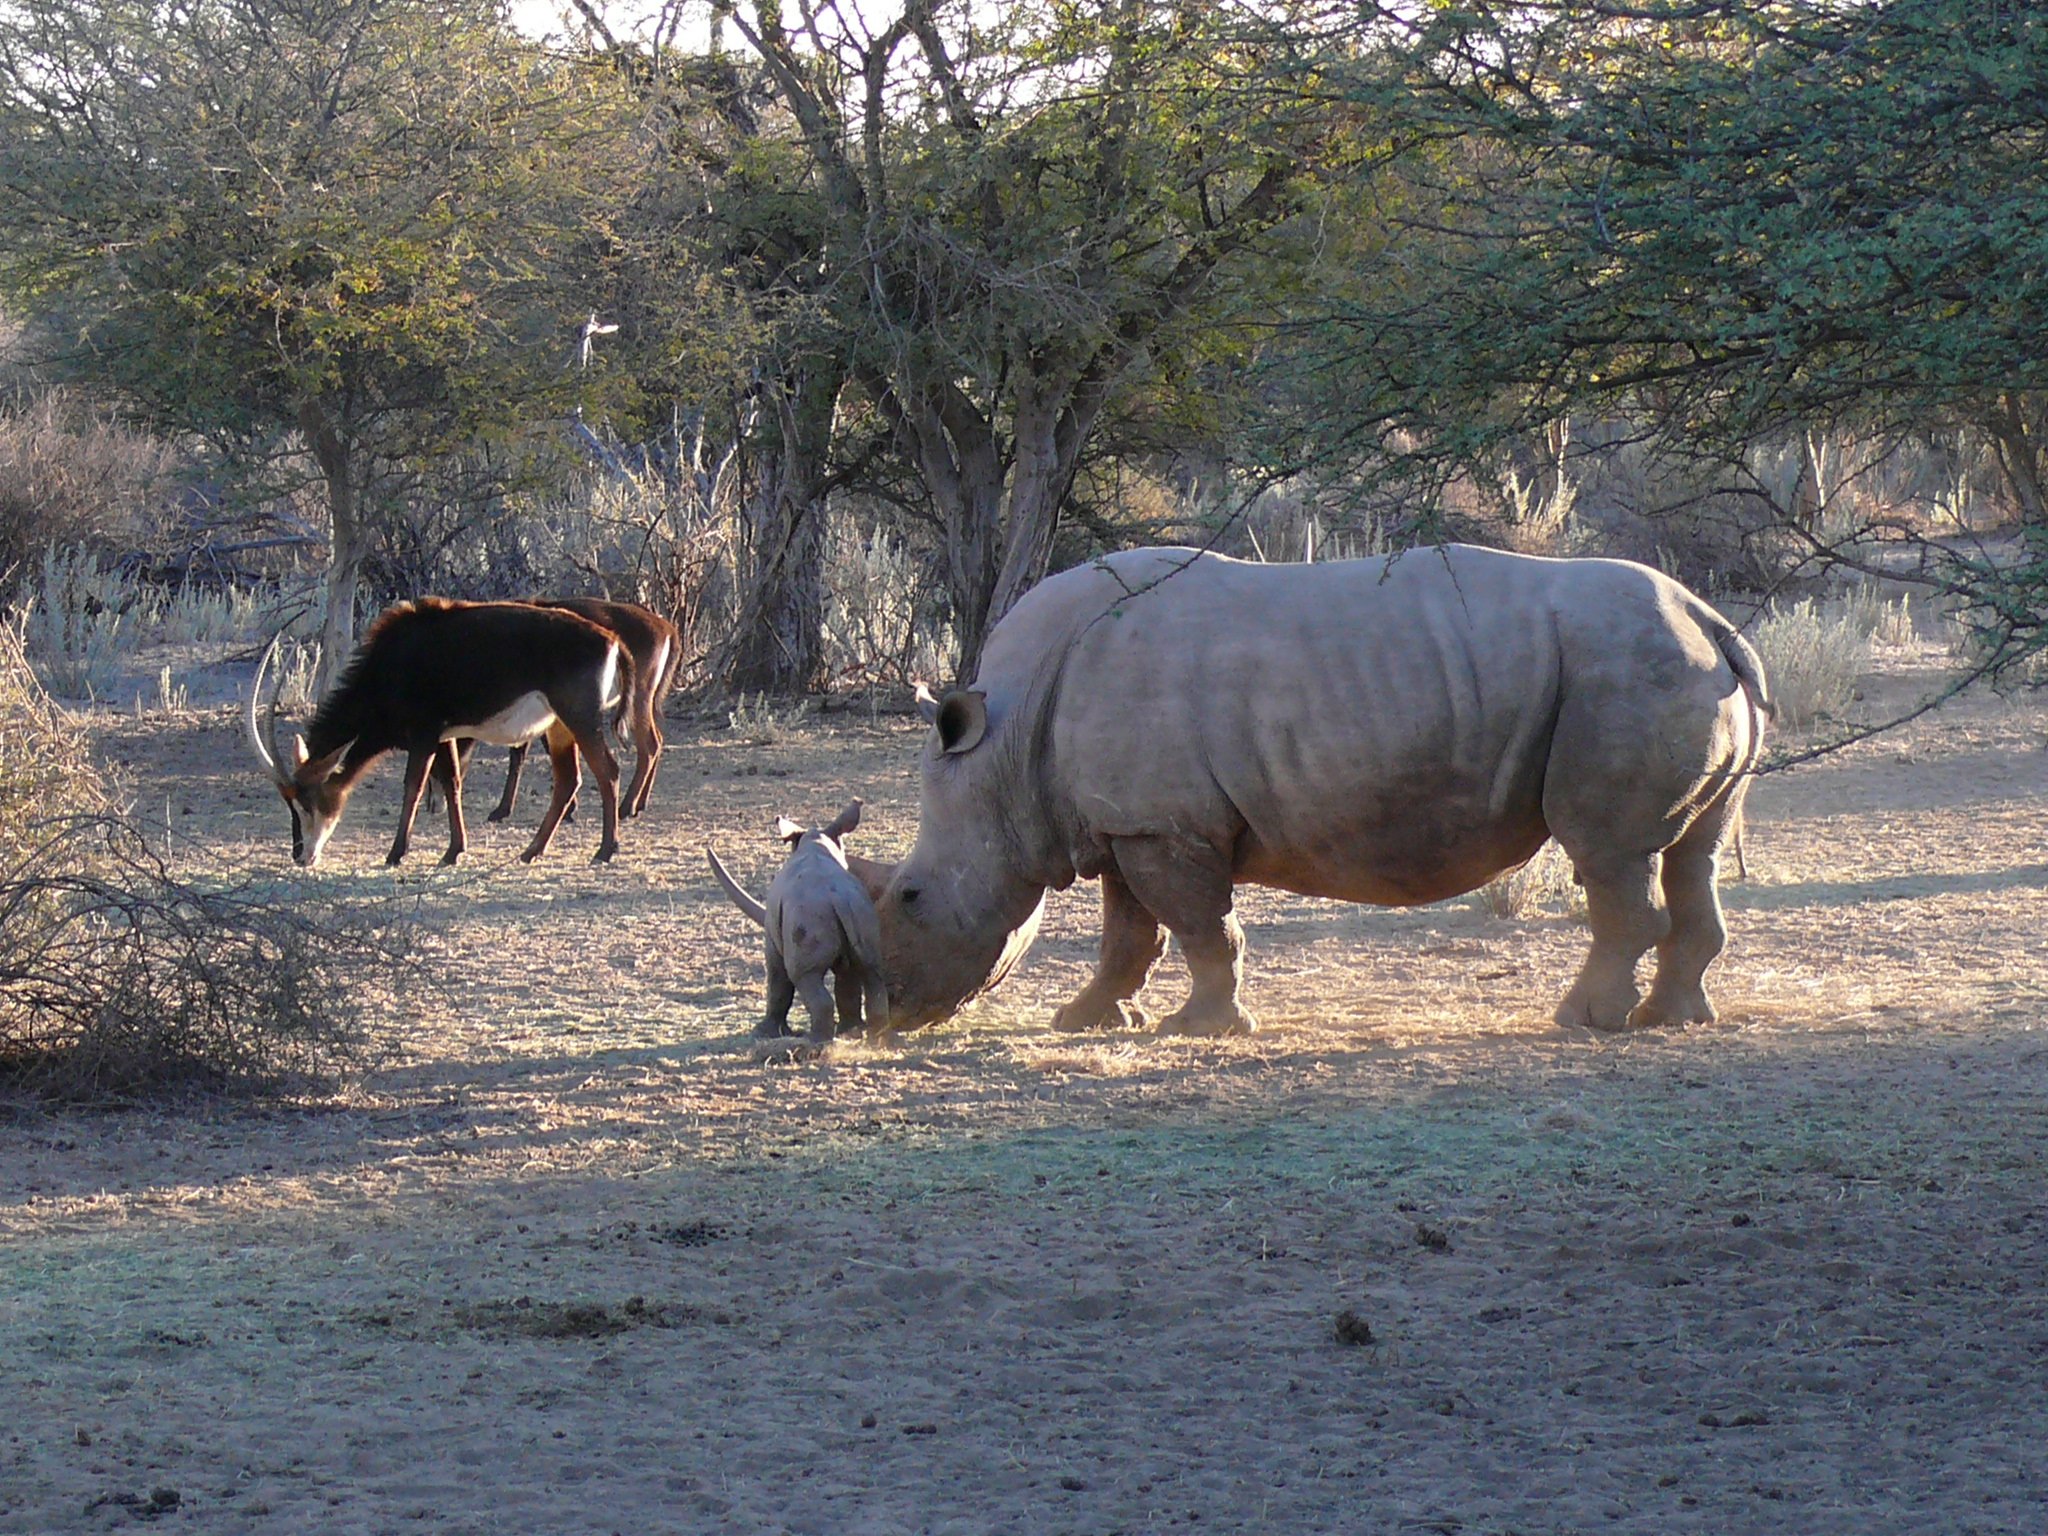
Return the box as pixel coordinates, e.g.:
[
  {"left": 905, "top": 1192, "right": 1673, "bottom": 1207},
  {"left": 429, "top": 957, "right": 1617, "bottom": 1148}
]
[
  {"left": 245, "top": 634, "right": 291, "bottom": 787},
  {"left": 704, "top": 846, "right": 768, "bottom": 927}
]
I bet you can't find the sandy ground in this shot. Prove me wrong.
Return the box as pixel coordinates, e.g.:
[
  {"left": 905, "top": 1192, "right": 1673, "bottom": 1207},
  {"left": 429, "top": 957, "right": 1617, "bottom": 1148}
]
[{"left": 2, "top": 633, "right": 2046, "bottom": 1535}]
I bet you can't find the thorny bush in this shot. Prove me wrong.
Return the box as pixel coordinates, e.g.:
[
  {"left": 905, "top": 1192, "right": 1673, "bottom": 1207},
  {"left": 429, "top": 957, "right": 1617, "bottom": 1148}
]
[{"left": 0, "top": 626, "right": 415, "bottom": 1101}]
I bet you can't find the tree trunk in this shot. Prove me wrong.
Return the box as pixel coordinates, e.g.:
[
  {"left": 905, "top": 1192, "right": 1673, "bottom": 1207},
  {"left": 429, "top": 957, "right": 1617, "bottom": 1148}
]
[
  {"left": 935, "top": 453, "right": 1006, "bottom": 682},
  {"left": 726, "top": 485, "right": 827, "bottom": 693},
  {"left": 299, "top": 399, "right": 368, "bottom": 698},
  {"left": 983, "top": 387, "right": 1102, "bottom": 646},
  {"left": 887, "top": 370, "right": 1110, "bottom": 682},
  {"left": 726, "top": 370, "right": 838, "bottom": 694},
  {"left": 1984, "top": 392, "right": 2048, "bottom": 529}
]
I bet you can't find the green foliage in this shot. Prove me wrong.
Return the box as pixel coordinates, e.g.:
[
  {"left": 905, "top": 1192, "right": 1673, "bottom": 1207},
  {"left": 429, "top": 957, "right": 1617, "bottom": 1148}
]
[
  {"left": 0, "top": 0, "right": 642, "bottom": 444},
  {"left": 1253, "top": 0, "right": 2048, "bottom": 663},
  {"left": 718, "top": 0, "right": 1356, "bottom": 665},
  {"left": 1273, "top": 3, "right": 2037, "bottom": 457}
]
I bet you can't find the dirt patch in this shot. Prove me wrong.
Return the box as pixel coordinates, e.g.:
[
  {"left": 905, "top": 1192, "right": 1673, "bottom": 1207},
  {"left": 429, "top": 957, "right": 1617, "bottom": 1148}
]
[
  {"left": 446, "top": 1295, "right": 709, "bottom": 1339},
  {"left": 2, "top": 637, "right": 2045, "bottom": 1532}
]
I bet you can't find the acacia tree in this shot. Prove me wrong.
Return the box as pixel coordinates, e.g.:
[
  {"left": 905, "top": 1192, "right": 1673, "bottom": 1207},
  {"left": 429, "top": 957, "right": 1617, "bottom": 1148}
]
[
  {"left": 725, "top": 0, "right": 1349, "bottom": 673},
  {"left": 0, "top": 0, "right": 643, "bottom": 685},
  {"left": 1278, "top": 0, "right": 2048, "bottom": 665},
  {"left": 563, "top": 11, "right": 865, "bottom": 693}
]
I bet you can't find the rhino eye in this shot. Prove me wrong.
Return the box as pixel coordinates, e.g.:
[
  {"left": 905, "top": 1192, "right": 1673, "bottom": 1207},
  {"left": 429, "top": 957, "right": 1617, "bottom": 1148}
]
[{"left": 899, "top": 885, "right": 922, "bottom": 906}]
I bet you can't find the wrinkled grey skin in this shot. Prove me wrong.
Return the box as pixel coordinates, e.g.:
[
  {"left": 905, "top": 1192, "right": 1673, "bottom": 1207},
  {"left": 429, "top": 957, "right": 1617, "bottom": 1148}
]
[
  {"left": 706, "top": 801, "right": 890, "bottom": 1045},
  {"left": 854, "top": 545, "right": 1771, "bottom": 1036}
]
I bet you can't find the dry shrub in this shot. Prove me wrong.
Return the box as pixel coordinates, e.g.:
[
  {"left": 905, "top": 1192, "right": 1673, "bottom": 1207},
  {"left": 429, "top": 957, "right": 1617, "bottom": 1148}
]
[
  {"left": 1475, "top": 841, "right": 1582, "bottom": 920},
  {"left": 1830, "top": 583, "right": 1918, "bottom": 647},
  {"left": 725, "top": 691, "right": 811, "bottom": 745},
  {"left": 0, "top": 819, "right": 409, "bottom": 1100},
  {"left": 821, "top": 519, "right": 955, "bottom": 687},
  {"left": 0, "top": 621, "right": 115, "bottom": 842},
  {"left": 1751, "top": 597, "right": 1870, "bottom": 733},
  {"left": 0, "top": 629, "right": 411, "bottom": 1100},
  {"left": 14, "top": 545, "right": 137, "bottom": 699},
  {"left": 0, "top": 388, "right": 178, "bottom": 573}
]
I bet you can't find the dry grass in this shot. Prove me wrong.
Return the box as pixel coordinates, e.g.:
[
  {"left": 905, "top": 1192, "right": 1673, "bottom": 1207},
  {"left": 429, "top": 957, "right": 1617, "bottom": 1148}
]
[
  {"left": 1752, "top": 595, "right": 1871, "bottom": 732},
  {"left": 0, "top": 647, "right": 2041, "bottom": 1531}
]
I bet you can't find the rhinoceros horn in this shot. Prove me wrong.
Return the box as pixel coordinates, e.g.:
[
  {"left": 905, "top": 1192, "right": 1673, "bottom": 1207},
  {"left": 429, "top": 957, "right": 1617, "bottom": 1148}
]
[{"left": 704, "top": 846, "right": 767, "bottom": 926}]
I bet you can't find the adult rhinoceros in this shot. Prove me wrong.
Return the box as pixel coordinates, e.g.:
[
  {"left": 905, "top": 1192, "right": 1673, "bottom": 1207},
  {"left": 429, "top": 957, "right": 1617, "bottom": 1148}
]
[{"left": 842, "top": 544, "right": 1770, "bottom": 1036}]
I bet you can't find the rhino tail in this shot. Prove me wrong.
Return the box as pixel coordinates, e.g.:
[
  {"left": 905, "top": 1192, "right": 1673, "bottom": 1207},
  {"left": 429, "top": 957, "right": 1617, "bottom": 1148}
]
[
  {"left": 1688, "top": 597, "right": 1773, "bottom": 721},
  {"left": 705, "top": 846, "right": 768, "bottom": 926},
  {"left": 1717, "top": 625, "right": 1774, "bottom": 721}
]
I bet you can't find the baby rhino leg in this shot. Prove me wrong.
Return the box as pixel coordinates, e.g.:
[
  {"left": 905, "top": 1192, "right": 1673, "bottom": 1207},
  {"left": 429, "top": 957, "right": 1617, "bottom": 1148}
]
[
  {"left": 757, "top": 942, "right": 797, "bottom": 1039},
  {"left": 794, "top": 971, "right": 837, "bottom": 1044}
]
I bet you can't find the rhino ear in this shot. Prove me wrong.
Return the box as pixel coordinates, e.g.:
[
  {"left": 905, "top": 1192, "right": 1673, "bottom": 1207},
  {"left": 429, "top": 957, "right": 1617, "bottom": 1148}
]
[
  {"left": 933, "top": 689, "right": 988, "bottom": 755},
  {"left": 843, "top": 852, "right": 895, "bottom": 905},
  {"left": 774, "top": 816, "right": 805, "bottom": 844},
  {"left": 914, "top": 682, "right": 941, "bottom": 725},
  {"left": 822, "top": 799, "right": 861, "bottom": 841}
]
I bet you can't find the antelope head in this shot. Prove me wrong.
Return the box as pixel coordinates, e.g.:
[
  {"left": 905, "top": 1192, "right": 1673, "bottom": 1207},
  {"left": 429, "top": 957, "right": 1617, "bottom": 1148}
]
[{"left": 245, "top": 635, "right": 354, "bottom": 867}]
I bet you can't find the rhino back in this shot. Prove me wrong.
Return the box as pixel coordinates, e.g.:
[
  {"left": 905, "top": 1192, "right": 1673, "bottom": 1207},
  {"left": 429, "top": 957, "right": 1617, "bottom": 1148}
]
[
  {"left": 975, "top": 546, "right": 1739, "bottom": 905},
  {"left": 765, "top": 844, "right": 870, "bottom": 976}
]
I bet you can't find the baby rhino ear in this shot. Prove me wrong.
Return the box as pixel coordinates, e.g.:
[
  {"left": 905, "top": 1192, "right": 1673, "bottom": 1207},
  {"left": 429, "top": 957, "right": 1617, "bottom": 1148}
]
[
  {"left": 775, "top": 816, "right": 805, "bottom": 844},
  {"left": 822, "top": 799, "right": 862, "bottom": 841}
]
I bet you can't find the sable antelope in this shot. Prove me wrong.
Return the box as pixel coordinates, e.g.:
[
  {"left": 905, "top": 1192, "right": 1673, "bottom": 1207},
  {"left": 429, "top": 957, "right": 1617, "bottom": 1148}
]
[
  {"left": 245, "top": 598, "right": 634, "bottom": 868},
  {"left": 482, "top": 597, "right": 681, "bottom": 823}
]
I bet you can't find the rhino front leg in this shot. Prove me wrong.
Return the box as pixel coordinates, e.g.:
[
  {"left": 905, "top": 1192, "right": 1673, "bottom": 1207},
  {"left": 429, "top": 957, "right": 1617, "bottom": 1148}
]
[
  {"left": 1052, "top": 868, "right": 1166, "bottom": 1032},
  {"left": 861, "top": 968, "right": 891, "bottom": 1041},
  {"left": 834, "top": 967, "right": 863, "bottom": 1037},
  {"left": 1109, "top": 837, "right": 1256, "bottom": 1037}
]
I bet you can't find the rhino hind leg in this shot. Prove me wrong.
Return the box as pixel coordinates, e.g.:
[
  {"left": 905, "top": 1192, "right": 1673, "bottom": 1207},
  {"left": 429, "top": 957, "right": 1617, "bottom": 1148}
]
[
  {"left": 1631, "top": 802, "right": 1739, "bottom": 1028},
  {"left": 1104, "top": 837, "right": 1257, "bottom": 1037},
  {"left": 1052, "top": 869, "right": 1166, "bottom": 1032},
  {"left": 794, "top": 971, "right": 838, "bottom": 1043},
  {"left": 1555, "top": 850, "right": 1670, "bottom": 1032},
  {"left": 757, "top": 945, "right": 798, "bottom": 1038},
  {"left": 1158, "top": 911, "right": 1256, "bottom": 1037}
]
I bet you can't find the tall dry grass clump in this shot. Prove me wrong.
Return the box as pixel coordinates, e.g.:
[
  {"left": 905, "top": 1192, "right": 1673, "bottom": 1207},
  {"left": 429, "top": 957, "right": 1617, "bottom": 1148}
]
[
  {"left": 0, "top": 627, "right": 410, "bottom": 1100},
  {"left": 0, "top": 619, "right": 116, "bottom": 840},
  {"left": 0, "top": 387, "right": 177, "bottom": 573},
  {"left": 1750, "top": 596, "right": 1871, "bottom": 733}
]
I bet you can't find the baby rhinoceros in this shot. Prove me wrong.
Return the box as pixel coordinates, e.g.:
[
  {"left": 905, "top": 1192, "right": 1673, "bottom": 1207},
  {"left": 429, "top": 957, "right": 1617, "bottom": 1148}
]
[{"left": 705, "top": 801, "right": 889, "bottom": 1047}]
